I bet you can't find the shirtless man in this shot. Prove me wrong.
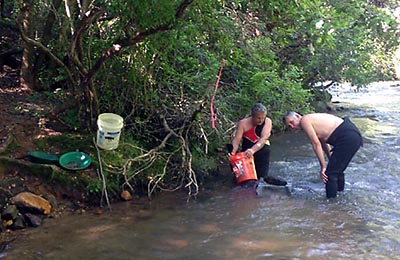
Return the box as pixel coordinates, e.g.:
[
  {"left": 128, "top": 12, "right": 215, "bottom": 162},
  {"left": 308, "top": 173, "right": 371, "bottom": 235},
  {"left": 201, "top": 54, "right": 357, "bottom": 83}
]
[{"left": 283, "top": 112, "right": 363, "bottom": 198}]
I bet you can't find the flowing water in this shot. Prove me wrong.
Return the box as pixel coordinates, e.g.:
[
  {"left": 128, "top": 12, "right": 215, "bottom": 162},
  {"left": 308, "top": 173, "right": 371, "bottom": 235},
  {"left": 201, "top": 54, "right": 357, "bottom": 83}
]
[{"left": 3, "top": 82, "right": 400, "bottom": 260}]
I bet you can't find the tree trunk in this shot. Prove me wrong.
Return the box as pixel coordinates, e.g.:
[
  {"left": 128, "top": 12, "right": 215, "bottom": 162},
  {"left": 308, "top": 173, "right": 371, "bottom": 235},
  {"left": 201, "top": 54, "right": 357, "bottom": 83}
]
[
  {"left": 19, "top": 0, "right": 36, "bottom": 90},
  {"left": 33, "top": 0, "right": 63, "bottom": 90}
]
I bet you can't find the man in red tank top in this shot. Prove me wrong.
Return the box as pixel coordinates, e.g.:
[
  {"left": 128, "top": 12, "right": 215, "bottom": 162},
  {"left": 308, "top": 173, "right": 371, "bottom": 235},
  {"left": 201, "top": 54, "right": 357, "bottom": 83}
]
[{"left": 230, "top": 103, "right": 287, "bottom": 188}]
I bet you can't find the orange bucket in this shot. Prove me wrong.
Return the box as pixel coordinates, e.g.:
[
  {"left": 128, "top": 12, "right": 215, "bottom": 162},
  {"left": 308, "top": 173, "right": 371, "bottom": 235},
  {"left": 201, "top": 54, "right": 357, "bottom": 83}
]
[{"left": 229, "top": 152, "right": 258, "bottom": 184}]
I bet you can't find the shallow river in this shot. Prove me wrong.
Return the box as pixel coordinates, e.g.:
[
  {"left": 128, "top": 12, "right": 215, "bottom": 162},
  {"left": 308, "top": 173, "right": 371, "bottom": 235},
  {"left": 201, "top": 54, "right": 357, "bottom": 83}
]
[{"left": 3, "top": 82, "right": 400, "bottom": 259}]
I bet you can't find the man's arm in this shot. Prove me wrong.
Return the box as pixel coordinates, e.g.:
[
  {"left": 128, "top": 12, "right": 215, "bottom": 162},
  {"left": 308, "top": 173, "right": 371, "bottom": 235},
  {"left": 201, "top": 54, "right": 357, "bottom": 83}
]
[{"left": 231, "top": 120, "right": 244, "bottom": 154}]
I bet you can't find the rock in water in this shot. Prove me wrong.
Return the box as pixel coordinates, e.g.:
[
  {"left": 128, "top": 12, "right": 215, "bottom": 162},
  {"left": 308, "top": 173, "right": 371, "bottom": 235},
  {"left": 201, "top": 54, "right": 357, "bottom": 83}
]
[
  {"left": 1, "top": 205, "right": 18, "bottom": 220},
  {"left": 24, "top": 213, "right": 43, "bottom": 227},
  {"left": 10, "top": 192, "right": 52, "bottom": 215},
  {"left": 120, "top": 190, "right": 133, "bottom": 201},
  {"left": 11, "top": 215, "right": 26, "bottom": 229}
]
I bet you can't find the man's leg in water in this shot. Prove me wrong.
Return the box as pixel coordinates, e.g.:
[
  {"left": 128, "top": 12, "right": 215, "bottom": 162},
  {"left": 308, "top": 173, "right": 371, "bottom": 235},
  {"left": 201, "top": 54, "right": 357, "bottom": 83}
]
[
  {"left": 337, "top": 173, "right": 345, "bottom": 192},
  {"left": 254, "top": 146, "right": 270, "bottom": 181},
  {"left": 326, "top": 132, "right": 362, "bottom": 198},
  {"left": 254, "top": 146, "right": 287, "bottom": 187}
]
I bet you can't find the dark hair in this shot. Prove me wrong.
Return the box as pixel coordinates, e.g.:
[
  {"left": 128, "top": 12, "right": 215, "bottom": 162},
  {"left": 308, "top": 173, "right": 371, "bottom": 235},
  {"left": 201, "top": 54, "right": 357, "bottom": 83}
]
[{"left": 251, "top": 103, "right": 267, "bottom": 115}]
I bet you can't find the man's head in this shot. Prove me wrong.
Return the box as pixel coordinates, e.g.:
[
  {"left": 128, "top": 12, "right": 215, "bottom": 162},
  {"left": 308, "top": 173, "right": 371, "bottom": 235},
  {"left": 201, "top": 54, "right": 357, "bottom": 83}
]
[
  {"left": 251, "top": 103, "right": 267, "bottom": 125},
  {"left": 283, "top": 111, "right": 302, "bottom": 129}
]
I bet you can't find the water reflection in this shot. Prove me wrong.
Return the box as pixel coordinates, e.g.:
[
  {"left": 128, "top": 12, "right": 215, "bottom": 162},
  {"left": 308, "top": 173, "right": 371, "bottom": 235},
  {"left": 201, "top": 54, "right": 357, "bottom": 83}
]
[{"left": 4, "top": 82, "right": 400, "bottom": 260}]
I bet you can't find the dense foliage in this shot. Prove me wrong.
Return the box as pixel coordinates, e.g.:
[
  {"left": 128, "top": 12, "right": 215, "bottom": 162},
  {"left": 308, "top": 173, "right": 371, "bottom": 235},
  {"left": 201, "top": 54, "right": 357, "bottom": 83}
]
[{"left": 2, "top": 0, "right": 399, "bottom": 198}]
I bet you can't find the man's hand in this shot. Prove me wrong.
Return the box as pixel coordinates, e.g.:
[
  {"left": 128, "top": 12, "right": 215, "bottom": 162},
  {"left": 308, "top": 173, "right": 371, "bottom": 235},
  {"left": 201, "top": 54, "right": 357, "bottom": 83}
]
[
  {"left": 320, "top": 168, "right": 328, "bottom": 183},
  {"left": 245, "top": 148, "right": 254, "bottom": 158}
]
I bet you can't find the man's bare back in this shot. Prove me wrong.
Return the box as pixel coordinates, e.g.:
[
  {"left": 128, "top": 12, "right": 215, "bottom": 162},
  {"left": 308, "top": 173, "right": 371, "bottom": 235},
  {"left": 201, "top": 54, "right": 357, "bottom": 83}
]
[{"left": 301, "top": 113, "right": 343, "bottom": 142}]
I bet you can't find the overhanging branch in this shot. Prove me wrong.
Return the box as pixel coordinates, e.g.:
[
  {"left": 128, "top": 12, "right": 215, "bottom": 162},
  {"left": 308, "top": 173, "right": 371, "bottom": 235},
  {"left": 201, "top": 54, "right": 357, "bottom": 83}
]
[{"left": 83, "top": 0, "right": 194, "bottom": 84}]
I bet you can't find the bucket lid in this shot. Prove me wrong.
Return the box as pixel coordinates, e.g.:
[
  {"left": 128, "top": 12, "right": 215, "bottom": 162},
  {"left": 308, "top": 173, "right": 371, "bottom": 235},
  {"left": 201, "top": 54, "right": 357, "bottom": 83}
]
[
  {"left": 98, "top": 113, "right": 124, "bottom": 128},
  {"left": 98, "top": 113, "right": 123, "bottom": 122}
]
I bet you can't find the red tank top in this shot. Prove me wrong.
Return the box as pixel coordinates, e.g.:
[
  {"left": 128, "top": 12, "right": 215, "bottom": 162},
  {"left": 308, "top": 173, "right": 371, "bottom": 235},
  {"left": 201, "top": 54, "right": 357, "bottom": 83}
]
[
  {"left": 242, "top": 120, "right": 270, "bottom": 150},
  {"left": 243, "top": 126, "right": 259, "bottom": 143}
]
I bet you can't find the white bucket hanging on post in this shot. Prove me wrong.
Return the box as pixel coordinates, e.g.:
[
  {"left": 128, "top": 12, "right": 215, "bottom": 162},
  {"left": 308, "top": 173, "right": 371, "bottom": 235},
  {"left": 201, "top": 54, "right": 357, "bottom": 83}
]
[{"left": 96, "top": 113, "right": 124, "bottom": 150}]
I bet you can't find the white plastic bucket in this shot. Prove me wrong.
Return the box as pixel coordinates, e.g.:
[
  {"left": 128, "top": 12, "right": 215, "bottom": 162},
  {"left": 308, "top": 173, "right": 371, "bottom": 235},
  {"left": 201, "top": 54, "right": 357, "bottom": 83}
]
[{"left": 96, "top": 113, "right": 124, "bottom": 150}]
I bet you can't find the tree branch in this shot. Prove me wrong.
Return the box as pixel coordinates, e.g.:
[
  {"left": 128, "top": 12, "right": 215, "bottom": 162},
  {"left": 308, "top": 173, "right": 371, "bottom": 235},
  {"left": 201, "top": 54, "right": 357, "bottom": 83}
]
[
  {"left": 69, "top": 7, "right": 105, "bottom": 76},
  {"left": 83, "top": 0, "right": 194, "bottom": 84},
  {"left": 16, "top": 13, "right": 77, "bottom": 86}
]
